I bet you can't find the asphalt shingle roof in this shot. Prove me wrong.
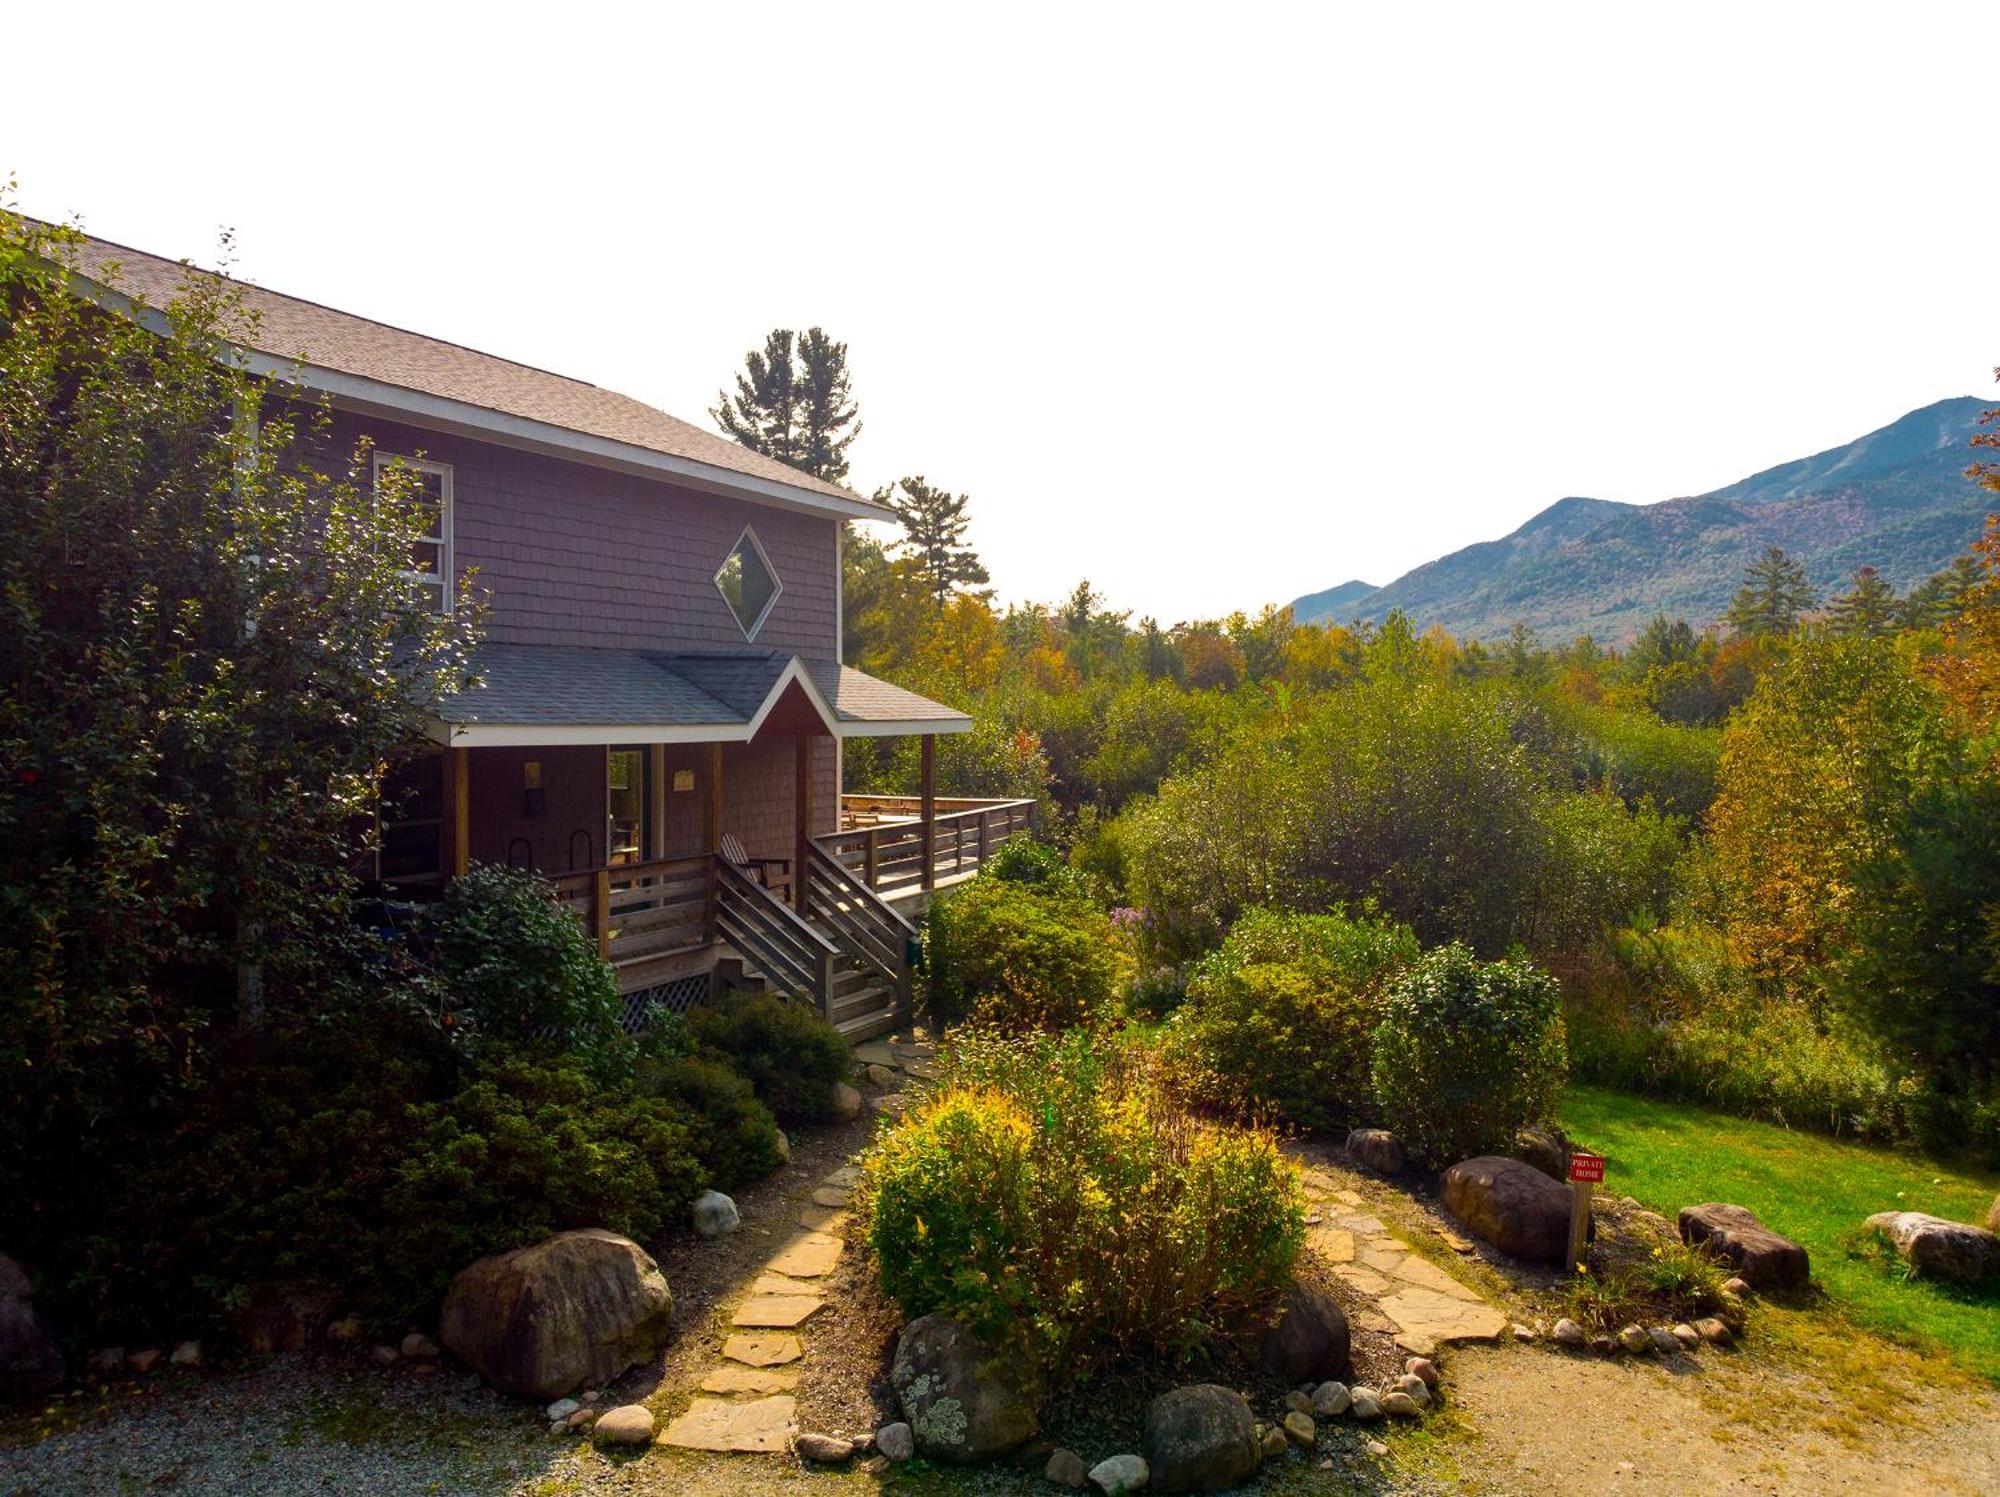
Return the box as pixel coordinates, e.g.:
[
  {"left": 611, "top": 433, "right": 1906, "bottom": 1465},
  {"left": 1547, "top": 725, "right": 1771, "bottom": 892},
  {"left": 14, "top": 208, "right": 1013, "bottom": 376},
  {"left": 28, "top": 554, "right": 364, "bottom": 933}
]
[
  {"left": 440, "top": 643, "right": 969, "bottom": 732},
  {"left": 56, "top": 228, "right": 884, "bottom": 514}
]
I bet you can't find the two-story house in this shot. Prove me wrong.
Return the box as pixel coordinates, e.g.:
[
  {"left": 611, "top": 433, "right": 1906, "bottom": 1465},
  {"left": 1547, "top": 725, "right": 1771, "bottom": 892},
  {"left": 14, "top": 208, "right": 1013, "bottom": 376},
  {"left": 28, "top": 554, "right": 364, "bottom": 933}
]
[{"left": 62, "top": 232, "right": 1033, "bottom": 1039}]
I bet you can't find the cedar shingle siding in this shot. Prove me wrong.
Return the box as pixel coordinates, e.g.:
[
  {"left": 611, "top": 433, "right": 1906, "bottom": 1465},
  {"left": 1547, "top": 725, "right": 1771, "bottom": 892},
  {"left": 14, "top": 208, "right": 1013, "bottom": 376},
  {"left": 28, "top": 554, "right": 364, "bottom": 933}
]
[{"left": 335, "top": 413, "right": 839, "bottom": 656}]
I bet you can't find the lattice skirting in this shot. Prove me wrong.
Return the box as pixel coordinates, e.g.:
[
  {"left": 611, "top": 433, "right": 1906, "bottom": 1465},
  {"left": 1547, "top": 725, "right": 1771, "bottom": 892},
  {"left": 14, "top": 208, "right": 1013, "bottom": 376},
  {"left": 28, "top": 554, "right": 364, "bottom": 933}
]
[{"left": 620, "top": 971, "right": 713, "bottom": 1032}]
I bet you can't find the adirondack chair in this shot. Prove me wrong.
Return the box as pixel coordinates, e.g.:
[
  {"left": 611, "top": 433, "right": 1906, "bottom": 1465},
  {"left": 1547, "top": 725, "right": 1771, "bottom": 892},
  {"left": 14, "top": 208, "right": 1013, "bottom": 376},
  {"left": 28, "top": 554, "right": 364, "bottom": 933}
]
[{"left": 720, "top": 831, "right": 792, "bottom": 893}]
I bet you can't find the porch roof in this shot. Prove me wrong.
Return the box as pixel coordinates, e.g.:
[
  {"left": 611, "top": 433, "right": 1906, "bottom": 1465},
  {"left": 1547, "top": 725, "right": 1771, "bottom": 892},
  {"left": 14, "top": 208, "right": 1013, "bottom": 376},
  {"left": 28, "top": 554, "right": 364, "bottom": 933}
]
[{"left": 433, "top": 643, "right": 971, "bottom": 746}]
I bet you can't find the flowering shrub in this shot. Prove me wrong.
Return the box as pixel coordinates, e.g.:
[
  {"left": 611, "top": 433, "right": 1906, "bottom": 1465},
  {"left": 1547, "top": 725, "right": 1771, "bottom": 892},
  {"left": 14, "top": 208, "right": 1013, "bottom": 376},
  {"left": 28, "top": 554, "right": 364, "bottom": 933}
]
[
  {"left": 1371, "top": 943, "right": 1568, "bottom": 1165},
  {"left": 860, "top": 1028, "right": 1304, "bottom": 1379}
]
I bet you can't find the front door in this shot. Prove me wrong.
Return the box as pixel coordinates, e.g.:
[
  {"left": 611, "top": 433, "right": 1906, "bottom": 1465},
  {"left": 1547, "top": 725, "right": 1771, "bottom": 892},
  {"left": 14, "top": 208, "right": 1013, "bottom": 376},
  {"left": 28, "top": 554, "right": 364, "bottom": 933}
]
[{"left": 607, "top": 746, "right": 648, "bottom": 866}]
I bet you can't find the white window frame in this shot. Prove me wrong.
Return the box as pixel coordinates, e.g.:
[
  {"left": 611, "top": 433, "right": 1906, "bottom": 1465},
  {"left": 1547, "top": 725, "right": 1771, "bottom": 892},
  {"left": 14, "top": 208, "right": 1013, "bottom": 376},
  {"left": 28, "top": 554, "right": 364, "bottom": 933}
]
[
  {"left": 714, "top": 523, "right": 784, "bottom": 641},
  {"left": 373, "top": 452, "right": 454, "bottom": 615}
]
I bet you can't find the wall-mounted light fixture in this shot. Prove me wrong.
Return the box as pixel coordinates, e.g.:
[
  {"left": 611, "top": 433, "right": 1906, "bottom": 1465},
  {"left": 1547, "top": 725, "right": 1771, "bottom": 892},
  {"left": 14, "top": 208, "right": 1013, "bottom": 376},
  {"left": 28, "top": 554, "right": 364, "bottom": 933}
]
[{"left": 523, "top": 759, "right": 545, "bottom": 817}]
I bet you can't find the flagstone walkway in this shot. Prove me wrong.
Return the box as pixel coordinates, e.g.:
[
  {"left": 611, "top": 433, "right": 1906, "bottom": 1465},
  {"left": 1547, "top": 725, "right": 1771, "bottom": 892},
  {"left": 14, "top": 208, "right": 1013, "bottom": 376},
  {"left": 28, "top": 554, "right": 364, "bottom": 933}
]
[
  {"left": 1296, "top": 1166, "right": 1508, "bottom": 1357},
  {"left": 656, "top": 1034, "right": 934, "bottom": 1456}
]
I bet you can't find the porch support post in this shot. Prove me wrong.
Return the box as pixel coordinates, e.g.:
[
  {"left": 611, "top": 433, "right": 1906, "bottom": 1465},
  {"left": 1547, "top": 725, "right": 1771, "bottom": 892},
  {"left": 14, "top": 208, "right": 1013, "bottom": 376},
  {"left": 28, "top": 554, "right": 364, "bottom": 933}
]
[
  {"left": 705, "top": 742, "right": 724, "bottom": 852},
  {"left": 445, "top": 744, "right": 470, "bottom": 879},
  {"left": 920, "top": 733, "right": 936, "bottom": 892},
  {"left": 794, "top": 735, "right": 813, "bottom": 914},
  {"left": 648, "top": 744, "right": 667, "bottom": 862}
]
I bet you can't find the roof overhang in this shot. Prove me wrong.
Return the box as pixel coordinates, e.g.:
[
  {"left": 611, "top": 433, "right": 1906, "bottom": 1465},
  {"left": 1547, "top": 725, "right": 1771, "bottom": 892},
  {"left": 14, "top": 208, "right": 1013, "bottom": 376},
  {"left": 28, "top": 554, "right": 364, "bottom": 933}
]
[{"left": 61, "top": 266, "right": 897, "bottom": 526}]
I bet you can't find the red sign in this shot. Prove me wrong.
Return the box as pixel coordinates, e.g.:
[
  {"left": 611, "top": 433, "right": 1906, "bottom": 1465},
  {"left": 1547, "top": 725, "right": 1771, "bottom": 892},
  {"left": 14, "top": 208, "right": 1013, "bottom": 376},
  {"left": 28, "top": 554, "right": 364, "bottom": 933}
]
[{"left": 1568, "top": 1152, "right": 1606, "bottom": 1184}]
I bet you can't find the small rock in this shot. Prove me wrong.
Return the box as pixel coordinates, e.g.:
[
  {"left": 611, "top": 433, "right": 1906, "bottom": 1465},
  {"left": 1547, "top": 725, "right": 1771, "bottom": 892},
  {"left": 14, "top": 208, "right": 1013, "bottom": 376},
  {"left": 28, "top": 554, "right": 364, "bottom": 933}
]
[
  {"left": 1403, "top": 1357, "right": 1439, "bottom": 1390},
  {"left": 400, "top": 1331, "right": 440, "bottom": 1359},
  {"left": 1671, "top": 1323, "right": 1701, "bottom": 1349},
  {"left": 1721, "top": 1276, "right": 1752, "bottom": 1297},
  {"left": 833, "top": 1082, "right": 863, "bottom": 1120},
  {"left": 546, "top": 1398, "right": 581, "bottom": 1422},
  {"left": 169, "top": 1339, "right": 201, "bottom": 1368},
  {"left": 796, "top": 1432, "right": 855, "bottom": 1463},
  {"left": 1647, "top": 1326, "right": 1681, "bottom": 1355},
  {"left": 861, "top": 1453, "right": 890, "bottom": 1474},
  {"left": 592, "top": 1404, "right": 655, "bottom": 1447},
  {"left": 86, "top": 1347, "right": 125, "bottom": 1376},
  {"left": 1260, "top": 1427, "right": 1289, "bottom": 1457},
  {"left": 1349, "top": 1386, "right": 1382, "bottom": 1419},
  {"left": 1318, "top": 1457, "right": 1334, "bottom": 1470},
  {"left": 566, "top": 1408, "right": 597, "bottom": 1431},
  {"left": 1380, "top": 1391, "right": 1422, "bottom": 1418},
  {"left": 1552, "top": 1318, "right": 1587, "bottom": 1348},
  {"left": 692, "top": 1189, "right": 741, "bottom": 1239},
  {"left": 1693, "top": 1316, "right": 1732, "bottom": 1344},
  {"left": 867, "top": 1063, "right": 898, "bottom": 1088},
  {"left": 875, "top": 1422, "right": 914, "bottom": 1462},
  {"left": 369, "top": 1344, "right": 400, "bottom": 1365},
  {"left": 1283, "top": 1389, "right": 1313, "bottom": 1416},
  {"left": 1616, "top": 1325, "right": 1651, "bottom": 1354},
  {"left": 1312, "top": 1380, "right": 1351, "bottom": 1416},
  {"left": 1511, "top": 1323, "right": 1535, "bottom": 1343},
  {"left": 125, "top": 1348, "right": 161, "bottom": 1374},
  {"left": 1045, "top": 1447, "right": 1089, "bottom": 1488},
  {"left": 1393, "top": 1374, "right": 1431, "bottom": 1408},
  {"left": 1088, "top": 1452, "right": 1150, "bottom": 1493},
  {"left": 326, "top": 1316, "right": 364, "bottom": 1344},
  {"left": 1589, "top": 1334, "right": 1616, "bottom": 1356},
  {"left": 1283, "top": 1410, "right": 1316, "bottom": 1447},
  {"left": 1366, "top": 1439, "right": 1390, "bottom": 1457},
  {"left": 775, "top": 1130, "right": 791, "bottom": 1164},
  {"left": 548, "top": 1419, "right": 567, "bottom": 1436}
]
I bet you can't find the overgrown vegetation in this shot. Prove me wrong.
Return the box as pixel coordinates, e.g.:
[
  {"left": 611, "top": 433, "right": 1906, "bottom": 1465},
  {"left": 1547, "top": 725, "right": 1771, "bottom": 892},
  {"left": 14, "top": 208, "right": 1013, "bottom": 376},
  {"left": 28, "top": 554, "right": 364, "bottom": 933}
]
[{"left": 859, "top": 1027, "right": 1305, "bottom": 1382}]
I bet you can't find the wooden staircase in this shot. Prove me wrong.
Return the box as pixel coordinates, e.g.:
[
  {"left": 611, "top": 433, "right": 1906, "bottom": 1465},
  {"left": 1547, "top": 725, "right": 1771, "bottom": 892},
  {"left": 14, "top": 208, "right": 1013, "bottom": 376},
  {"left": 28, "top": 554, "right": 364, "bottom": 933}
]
[{"left": 713, "top": 849, "right": 916, "bottom": 1041}]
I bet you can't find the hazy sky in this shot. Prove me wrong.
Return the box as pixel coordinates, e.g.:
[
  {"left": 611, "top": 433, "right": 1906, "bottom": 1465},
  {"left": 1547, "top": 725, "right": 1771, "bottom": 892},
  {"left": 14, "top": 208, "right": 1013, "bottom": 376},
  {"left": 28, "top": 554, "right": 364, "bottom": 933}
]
[{"left": 6, "top": 3, "right": 1997, "bottom": 620}]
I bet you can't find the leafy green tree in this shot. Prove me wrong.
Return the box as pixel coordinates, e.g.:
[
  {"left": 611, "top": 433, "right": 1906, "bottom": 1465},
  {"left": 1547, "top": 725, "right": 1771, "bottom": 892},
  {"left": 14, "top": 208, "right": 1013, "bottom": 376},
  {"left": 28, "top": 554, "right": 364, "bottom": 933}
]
[
  {"left": 1827, "top": 565, "right": 1901, "bottom": 637},
  {"left": 1625, "top": 615, "right": 1698, "bottom": 676},
  {"left": 1724, "top": 545, "right": 1817, "bottom": 637},
  {"left": 1904, "top": 554, "right": 1984, "bottom": 630},
  {"left": 710, "top": 326, "right": 861, "bottom": 483},
  {"left": 0, "top": 211, "right": 477, "bottom": 1121},
  {"left": 877, "top": 475, "right": 990, "bottom": 606}
]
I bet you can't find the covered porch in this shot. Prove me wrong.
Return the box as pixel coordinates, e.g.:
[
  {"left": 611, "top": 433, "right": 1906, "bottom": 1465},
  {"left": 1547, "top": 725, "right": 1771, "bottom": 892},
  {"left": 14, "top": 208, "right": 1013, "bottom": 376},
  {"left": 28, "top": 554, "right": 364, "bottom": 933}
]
[{"left": 377, "top": 645, "right": 1028, "bottom": 1032}]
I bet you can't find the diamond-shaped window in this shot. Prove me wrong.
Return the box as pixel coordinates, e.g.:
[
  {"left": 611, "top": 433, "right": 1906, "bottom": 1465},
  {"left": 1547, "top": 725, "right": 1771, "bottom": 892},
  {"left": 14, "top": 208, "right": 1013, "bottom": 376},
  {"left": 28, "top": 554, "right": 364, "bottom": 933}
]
[{"left": 715, "top": 526, "right": 782, "bottom": 639}]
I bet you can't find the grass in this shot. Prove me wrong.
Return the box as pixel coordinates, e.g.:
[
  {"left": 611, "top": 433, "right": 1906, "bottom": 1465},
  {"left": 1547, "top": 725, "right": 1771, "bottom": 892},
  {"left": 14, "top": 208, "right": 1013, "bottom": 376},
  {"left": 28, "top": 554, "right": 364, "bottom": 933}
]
[{"left": 1562, "top": 1084, "right": 2000, "bottom": 1381}]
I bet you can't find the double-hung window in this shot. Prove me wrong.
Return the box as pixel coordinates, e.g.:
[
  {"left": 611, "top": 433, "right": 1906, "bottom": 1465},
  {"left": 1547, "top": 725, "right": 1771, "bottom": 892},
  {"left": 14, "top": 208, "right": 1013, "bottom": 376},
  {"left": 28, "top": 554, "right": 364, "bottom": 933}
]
[{"left": 373, "top": 452, "right": 454, "bottom": 614}]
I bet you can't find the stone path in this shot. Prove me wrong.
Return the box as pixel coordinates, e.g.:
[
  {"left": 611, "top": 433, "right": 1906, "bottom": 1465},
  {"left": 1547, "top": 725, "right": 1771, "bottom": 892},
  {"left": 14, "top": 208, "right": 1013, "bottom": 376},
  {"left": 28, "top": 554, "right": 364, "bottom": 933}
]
[
  {"left": 1297, "top": 1167, "right": 1508, "bottom": 1357},
  {"left": 657, "top": 1033, "right": 934, "bottom": 1456}
]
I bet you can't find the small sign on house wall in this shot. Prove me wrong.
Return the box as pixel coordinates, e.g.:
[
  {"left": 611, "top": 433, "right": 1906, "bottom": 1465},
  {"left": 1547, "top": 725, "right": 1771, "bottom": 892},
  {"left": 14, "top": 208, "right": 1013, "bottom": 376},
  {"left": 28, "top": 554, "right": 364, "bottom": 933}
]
[{"left": 672, "top": 768, "right": 695, "bottom": 792}]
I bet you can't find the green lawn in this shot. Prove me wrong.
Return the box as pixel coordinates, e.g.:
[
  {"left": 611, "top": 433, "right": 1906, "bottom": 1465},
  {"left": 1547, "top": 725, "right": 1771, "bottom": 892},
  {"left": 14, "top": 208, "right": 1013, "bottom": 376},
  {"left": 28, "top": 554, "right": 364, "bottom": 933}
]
[{"left": 1561, "top": 1085, "right": 2000, "bottom": 1381}]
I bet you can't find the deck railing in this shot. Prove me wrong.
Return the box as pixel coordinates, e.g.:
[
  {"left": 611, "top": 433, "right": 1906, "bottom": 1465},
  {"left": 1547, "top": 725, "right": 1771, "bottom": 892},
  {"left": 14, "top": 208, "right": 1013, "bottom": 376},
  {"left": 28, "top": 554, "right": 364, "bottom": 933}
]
[
  {"left": 551, "top": 853, "right": 714, "bottom": 970},
  {"left": 818, "top": 795, "right": 1037, "bottom": 896}
]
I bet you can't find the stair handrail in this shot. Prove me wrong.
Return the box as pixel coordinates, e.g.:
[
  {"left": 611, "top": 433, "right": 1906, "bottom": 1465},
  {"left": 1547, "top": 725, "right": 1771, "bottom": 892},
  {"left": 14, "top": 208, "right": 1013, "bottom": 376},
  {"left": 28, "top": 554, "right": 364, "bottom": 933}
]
[{"left": 715, "top": 855, "right": 838, "bottom": 1010}]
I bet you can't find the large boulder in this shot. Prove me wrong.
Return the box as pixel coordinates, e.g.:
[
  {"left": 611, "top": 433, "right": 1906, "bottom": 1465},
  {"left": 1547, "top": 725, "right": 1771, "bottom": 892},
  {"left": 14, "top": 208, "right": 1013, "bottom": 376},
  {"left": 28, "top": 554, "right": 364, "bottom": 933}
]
[
  {"left": 1441, "top": 1156, "right": 1572, "bottom": 1264},
  {"left": 1865, "top": 1211, "right": 2000, "bottom": 1286},
  {"left": 1253, "top": 1278, "right": 1352, "bottom": 1383},
  {"left": 1986, "top": 1195, "right": 2000, "bottom": 1234},
  {"left": 1345, "top": 1129, "right": 1405, "bottom": 1174},
  {"left": 1143, "top": 1384, "right": 1261, "bottom": 1492},
  {"left": 0, "top": 1255, "right": 63, "bottom": 1400},
  {"left": 1677, "top": 1204, "right": 1809, "bottom": 1290},
  {"left": 440, "top": 1228, "right": 673, "bottom": 1401},
  {"left": 890, "top": 1314, "right": 1039, "bottom": 1462}
]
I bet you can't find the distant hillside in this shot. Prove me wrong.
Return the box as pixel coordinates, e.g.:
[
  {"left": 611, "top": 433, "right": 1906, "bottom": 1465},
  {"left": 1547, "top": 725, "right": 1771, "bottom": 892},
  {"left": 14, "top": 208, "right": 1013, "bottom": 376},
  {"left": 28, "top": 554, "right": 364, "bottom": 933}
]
[{"left": 1293, "top": 397, "right": 1996, "bottom": 642}]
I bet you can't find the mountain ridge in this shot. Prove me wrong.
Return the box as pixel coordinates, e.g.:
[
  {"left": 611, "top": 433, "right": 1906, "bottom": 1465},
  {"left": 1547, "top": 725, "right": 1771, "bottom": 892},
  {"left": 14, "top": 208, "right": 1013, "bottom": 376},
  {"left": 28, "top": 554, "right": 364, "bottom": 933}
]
[{"left": 1293, "top": 396, "right": 1994, "bottom": 642}]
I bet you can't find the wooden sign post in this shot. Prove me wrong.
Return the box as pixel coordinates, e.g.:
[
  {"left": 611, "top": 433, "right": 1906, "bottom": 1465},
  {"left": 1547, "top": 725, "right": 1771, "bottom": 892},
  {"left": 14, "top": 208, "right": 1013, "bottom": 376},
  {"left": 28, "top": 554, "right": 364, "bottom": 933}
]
[{"left": 1566, "top": 1151, "right": 1605, "bottom": 1273}]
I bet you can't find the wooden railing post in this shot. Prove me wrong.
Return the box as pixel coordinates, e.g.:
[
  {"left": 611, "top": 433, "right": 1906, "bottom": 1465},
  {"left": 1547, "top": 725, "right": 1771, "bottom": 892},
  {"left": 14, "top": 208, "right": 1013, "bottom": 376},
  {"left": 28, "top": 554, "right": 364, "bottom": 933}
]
[
  {"left": 817, "top": 948, "right": 838, "bottom": 1022},
  {"left": 978, "top": 808, "right": 992, "bottom": 868},
  {"left": 864, "top": 827, "right": 880, "bottom": 890},
  {"left": 919, "top": 735, "right": 936, "bottom": 892},
  {"left": 592, "top": 869, "right": 611, "bottom": 960}
]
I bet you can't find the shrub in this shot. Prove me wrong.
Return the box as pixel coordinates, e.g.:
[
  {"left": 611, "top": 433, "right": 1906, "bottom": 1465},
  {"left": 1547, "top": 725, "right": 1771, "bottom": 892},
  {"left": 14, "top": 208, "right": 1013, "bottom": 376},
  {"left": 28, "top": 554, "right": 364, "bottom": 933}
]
[
  {"left": 636, "top": 1055, "right": 786, "bottom": 1188},
  {"left": 861, "top": 1028, "right": 1303, "bottom": 1379},
  {"left": 379, "top": 1055, "right": 707, "bottom": 1322},
  {"left": 921, "top": 876, "right": 1125, "bottom": 1030},
  {"left": 1371, "top": 944, "right": 1568, "bottom": 1165},
  {"left": 981, "top": 835, "right": 1073, "bottom": 890},
  {"left": 420, "top": 863, "right": 623, "bottom": 1073},
  {"left": 1168, "top": 907, "right": 1418, "bottom": 1130},
  {"left": 689, "top": 993, "right": 851, "bottom": 1125}
]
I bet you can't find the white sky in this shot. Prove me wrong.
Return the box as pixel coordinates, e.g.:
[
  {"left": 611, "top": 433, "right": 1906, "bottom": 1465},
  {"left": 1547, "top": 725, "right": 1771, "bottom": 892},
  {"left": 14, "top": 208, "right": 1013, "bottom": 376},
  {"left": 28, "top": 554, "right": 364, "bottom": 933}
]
[{"left": 6, "top": 2, "right": 1997, "bottom": 621}]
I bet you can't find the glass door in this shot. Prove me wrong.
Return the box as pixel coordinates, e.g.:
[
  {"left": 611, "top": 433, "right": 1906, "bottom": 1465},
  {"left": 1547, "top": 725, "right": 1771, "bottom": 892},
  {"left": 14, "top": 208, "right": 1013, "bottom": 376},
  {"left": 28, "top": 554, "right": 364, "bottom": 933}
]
[{"left": 607, "top": 747, "right": 647, "bottom": 866}]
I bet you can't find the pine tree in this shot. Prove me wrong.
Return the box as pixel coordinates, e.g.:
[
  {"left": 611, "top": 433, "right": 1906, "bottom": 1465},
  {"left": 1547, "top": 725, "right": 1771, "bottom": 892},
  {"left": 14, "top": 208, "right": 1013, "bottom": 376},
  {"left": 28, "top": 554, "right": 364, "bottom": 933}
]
[
  {"left": 1828, "top": 566, "right": 1901, "bottom": 637},
  {"left": 1724, "top": 545, "right": 1818, "bottom": 637},
  {"left": 710, "top": 327, "right": 861, "bottom": 483},
  {"left": 1904, "top": 555, "right": 1984, "bottom": 629},
  {"left": 876, "top": 475, "right": 989, "bottom": 606}
]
